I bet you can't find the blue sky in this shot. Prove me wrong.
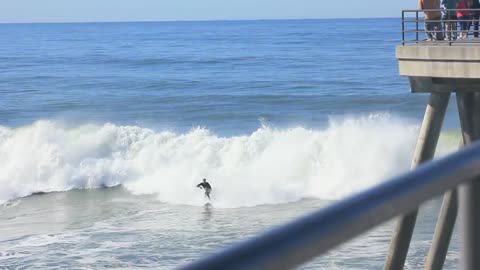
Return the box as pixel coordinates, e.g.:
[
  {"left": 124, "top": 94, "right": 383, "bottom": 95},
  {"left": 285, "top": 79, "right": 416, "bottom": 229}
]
[{"left": 1, "top": 0, "right": 416, "bottom": 23}]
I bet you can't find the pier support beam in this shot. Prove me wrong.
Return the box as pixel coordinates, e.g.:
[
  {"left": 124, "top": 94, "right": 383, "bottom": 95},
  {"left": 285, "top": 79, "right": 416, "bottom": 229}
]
[
  {"left": 384, "top": 92, "right": 450, "bottom": 270},
  {"left": 424, "top": 189, "right": 458, "bottom": 270},
  {"left": 457, "top": 92, "right": 480, "bottom": 270}
]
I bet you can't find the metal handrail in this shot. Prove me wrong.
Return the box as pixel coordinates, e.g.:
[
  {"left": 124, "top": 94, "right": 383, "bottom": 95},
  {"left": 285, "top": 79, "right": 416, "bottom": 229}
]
[
  {"left": 402, "top": 9, "right": 480, "bottom": 45},
  {"left": 179, "top": 141, "right": 480, "bottom": 270}
]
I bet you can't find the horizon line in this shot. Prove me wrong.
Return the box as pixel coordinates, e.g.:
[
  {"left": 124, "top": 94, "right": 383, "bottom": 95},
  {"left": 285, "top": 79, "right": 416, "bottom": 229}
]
[{"left": 0, "top": 16, "right": 399, "bottom": 25}]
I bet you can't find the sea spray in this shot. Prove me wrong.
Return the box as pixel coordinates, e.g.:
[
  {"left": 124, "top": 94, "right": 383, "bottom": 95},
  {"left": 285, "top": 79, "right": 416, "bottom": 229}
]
[{"left": 0, "top": 115, "right": 455, "bottom": 208}]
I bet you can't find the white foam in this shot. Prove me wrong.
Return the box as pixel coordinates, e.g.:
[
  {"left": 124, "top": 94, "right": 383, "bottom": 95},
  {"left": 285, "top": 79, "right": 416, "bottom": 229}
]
[{"left": 0, "top": 115, "right": 436, "bottom": 208}]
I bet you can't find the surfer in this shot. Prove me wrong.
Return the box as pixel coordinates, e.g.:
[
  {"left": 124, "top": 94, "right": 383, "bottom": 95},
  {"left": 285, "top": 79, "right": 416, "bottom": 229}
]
[{"left": 197, "top": 178, "right": 212, "bottom": 200}]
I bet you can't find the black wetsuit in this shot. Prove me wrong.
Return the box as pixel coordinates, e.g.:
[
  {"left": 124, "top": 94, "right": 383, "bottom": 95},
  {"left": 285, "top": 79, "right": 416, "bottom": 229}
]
[{"left": 197, "top": 182, "right": 212, "bottom": 199}]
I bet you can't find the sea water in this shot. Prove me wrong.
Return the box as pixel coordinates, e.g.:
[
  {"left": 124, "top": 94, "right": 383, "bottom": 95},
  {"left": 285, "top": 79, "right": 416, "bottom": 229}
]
[{"left": 0, "top": 19, "right": 462, "bottom": 269}]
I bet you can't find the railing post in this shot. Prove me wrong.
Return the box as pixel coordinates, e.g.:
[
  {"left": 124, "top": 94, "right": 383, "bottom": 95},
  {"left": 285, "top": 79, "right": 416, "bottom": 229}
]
[
  {"left": 456, "top": 92, "right": 480, "bottom": 270},
  {"left": 402, "top": 11, "right": 405, "bottom": 45},
  {"left": 416, "top": 10, "right": 419, "bottom": 42},
  {"left": 384, "top": 92, "right": 450, "bottom": 270}
]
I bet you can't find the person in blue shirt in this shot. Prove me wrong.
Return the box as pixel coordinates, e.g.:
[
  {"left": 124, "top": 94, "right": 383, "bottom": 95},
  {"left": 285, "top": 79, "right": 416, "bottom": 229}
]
[{"left": 441, "top": 0, "right": 459, "bottom": 40}]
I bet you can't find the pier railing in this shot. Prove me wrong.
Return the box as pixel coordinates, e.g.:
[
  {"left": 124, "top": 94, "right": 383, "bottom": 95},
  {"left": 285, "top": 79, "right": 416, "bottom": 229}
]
[
  {"left": 179, "top": 140, "right": 480, "bottom": 270},
  {"left": 402, "top": 9, "right": 480, "bottom": 45}
]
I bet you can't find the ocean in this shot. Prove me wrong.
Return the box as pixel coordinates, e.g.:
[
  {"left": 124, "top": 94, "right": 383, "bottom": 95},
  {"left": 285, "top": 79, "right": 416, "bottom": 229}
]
[{"left": 0, "top": 18, "right": 462, "bottom": 269}]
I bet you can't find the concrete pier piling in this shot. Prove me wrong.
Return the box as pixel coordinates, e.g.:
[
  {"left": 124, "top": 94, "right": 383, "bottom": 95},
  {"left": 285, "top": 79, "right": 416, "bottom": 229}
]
[
  {"left": 384, "top": 93, "right": 449, "bottom": 270},
  {"left": 424, "top": 189, "right": 458, "bottom": 270}
]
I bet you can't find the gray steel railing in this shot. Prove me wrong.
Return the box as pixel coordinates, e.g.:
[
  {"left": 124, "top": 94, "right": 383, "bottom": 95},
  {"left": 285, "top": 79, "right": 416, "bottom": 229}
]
[
  {"left": 402, "top": 9, "right": 480, "bottom": 45},
  {"left": 179, "top": 141, "right": 480, "bottom": 270}
]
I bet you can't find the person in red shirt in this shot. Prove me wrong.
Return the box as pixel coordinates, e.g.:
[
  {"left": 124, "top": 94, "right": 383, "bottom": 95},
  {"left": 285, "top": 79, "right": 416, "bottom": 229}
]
[{"left": 457, "top": 0, "right": 473, "bottom": 39}]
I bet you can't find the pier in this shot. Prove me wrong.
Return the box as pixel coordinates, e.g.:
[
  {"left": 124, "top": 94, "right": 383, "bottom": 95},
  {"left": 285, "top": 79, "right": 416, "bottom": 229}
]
[
  {"left": 179, "top": 10, "right": 480, "bottom": 270},
  {"left": 390, "top": 10, "right": 480, "bottom": 270},
  {"left": 389, "top": 9, "right": 480, "bottom": 270}
]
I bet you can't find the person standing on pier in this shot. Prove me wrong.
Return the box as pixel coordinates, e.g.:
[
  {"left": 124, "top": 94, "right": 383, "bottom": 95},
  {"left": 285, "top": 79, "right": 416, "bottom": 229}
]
[
  {"left": 457, "top": 0, "right": 472, "bottom": 39},
  {"left": 442, "top": 0, "right": 459, "bottom": 40},
  {"left": 419, "top": 0, "right": 444, "bottom": 41},
  {"left": 471, "top": 0, "right": 480, "bottom": 37}
]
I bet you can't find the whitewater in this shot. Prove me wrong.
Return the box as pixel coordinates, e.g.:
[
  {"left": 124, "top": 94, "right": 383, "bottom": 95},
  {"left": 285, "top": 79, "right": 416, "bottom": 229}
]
[{"left": 0, "top": 115, "right": 428, "bottom": 208}]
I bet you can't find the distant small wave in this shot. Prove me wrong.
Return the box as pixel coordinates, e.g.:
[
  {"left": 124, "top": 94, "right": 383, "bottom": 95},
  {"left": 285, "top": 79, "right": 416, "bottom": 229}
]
[{"left": 73, "top": 54, "right": 261, "bottom": 67}]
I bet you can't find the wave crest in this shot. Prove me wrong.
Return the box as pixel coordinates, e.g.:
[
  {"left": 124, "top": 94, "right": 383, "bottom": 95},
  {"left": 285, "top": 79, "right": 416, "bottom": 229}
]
[{"left": 0, "top": 116, "right": 432, "bottom": 207}]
